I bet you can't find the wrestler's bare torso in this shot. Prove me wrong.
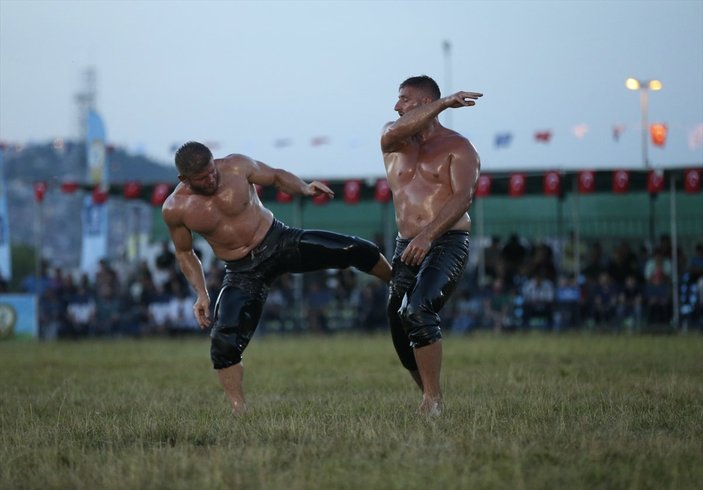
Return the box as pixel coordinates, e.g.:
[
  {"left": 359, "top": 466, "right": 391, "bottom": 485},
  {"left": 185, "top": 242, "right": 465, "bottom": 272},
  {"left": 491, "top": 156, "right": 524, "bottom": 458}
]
[
  {"left": 383, "top": 126, "right": 478, "bottom": 239},
  {"left": 163, "top": 155, "right": 274, "bottom": 262}
]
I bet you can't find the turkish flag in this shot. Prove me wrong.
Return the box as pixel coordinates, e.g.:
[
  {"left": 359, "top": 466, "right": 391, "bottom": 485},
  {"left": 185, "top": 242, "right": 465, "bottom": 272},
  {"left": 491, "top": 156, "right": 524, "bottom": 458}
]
[
  {"left": 123, "top": 181, "right": 141, "bottom": 199},
  {"left": 612, "top": 170, "right": 630, "bottom": 194},
  {"left": 33, "top": 182, "right": 47, "bottom": 203},
  {"left": 534, "top": 131, "right": 552, "bottom": 143},
  {"left": 543, "top": 171, "right": 561, "bottom": 196},
  {"left": 60, "top": 181, "right": 79, "bottom": 194},
  {"left": 312, "top": 181, "right": 331, "bottom": 205},
  {"left": 276, "top": 190, "right": 293, "bottom": 203},
  {"left": 375, "top": 178, "right": 392, "bottom": 203},
  {"left": 650, "top": 123, "right": 667, "bottom": 147},
  {"left": 684, "top": 168, "right": 701, "bottom": 193},
  {"left": 475, "top": 175, "right": 491, "bottom": 197},
  {"left": 578, "top": 170, "right": 595, "bottom": 193},
  {"left": 92, "top": 185, "right": 109, "bottom": 204},
  {"left": 151, "top": 183, "right": 171, "bottom": 206},
  {"left": 647, "top": 170, "right": 665, "bottom": 194},
  {"left": 343, "top": 180, "right": 361, "bottom": 204},
  {"left": 509, "top": 173, "right": 526, "bottom": 197}
]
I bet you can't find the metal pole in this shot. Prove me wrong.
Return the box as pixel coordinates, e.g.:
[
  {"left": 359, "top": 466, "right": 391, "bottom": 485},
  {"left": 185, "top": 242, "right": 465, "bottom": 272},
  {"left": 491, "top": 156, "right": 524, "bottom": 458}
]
[
  {"left": 670, "top": 176, "right": 681, "bottom": 332},
  {"left": 443, "top": 40, "right": 452, "bottom": 129},
  {"left": 641, "top": 88, "right": 650, "bottom": 169}
]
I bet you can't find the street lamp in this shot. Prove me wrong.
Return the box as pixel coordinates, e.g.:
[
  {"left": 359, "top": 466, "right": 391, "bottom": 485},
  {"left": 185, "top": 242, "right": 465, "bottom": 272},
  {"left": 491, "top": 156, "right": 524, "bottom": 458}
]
[{"left": 625, "top": 77, "right": 662, "bottom": 169}]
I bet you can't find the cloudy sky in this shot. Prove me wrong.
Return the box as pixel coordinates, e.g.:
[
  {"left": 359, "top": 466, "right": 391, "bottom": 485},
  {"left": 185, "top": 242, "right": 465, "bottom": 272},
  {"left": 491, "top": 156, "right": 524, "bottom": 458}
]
[{"left": 1, "top": 0, "right": 702, "bottom": 178}]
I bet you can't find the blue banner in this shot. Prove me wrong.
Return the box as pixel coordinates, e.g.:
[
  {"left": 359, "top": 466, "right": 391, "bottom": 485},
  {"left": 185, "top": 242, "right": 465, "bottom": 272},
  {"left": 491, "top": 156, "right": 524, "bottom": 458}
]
[
  {"left": 81, "top": 110, "right": 109, "bottom": 274},
  {"left": 0, "top": 149, "right": 11, "bottom": 280}
]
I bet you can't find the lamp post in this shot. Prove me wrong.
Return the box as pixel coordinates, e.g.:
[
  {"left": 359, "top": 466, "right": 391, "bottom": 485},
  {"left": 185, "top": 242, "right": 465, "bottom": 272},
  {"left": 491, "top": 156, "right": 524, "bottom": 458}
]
[
  {"left": 625, "top": 77, "right": 662, "bottom": 247},
  {"left": 625, "top": 77, "right": 662, "bottom": 169}
]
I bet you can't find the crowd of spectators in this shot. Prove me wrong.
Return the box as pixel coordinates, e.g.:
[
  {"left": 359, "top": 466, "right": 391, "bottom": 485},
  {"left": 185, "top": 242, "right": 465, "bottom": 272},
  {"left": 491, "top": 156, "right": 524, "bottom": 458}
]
[{"left": 9, "top": 234, "right": 703, "bottom": 340}]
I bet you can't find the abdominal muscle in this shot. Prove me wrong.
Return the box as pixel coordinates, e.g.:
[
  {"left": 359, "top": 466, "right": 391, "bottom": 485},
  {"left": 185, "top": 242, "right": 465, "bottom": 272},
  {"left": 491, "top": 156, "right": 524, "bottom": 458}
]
[{"left": 200, "top": 206, "right": 275, "bottom": 261}]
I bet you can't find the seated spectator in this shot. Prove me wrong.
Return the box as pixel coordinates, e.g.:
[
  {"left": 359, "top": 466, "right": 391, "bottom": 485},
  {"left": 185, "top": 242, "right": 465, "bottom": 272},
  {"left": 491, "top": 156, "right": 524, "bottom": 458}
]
[
  {"left": 305, "top": 278, "right": 333, "bottom": 333},
  {"left": 592, "top": 271, "right": 619, "bottom": 329},
  {"left": 555, "top": 274, "right": 580, "bottom": 331},
  {"left": 521, "top": 268, "right": 555, "bottom": 330},
  {"left": 62, "top": 281, "right": 96, "bottom": 339},
  {"left": 644, "top": 270, "right": 672, "bottom": 327},
  {"left": 146, "top": 284, "right": 173, "bottom": 335},
  {"left": 617, "top": 274, "right": 643, "bottom": 332},
  {"left": 93, "top": 283, "right": 123, "bottom": 336},
  {"left": 450, "top": 288, "right": 484, "bottom": 334},
  {"left": 482, "top": 278, "right": 515, "bottom": 333},
  {"left": 167, "top": 279, "right": 200, "bottom": 334}
]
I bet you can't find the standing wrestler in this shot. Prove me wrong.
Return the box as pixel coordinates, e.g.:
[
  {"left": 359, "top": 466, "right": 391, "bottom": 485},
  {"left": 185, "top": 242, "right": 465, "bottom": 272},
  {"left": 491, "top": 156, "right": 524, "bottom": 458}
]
[
  {"left": 381, "top": 75, "right": 482, "bottom": 415},
  {"left": 162, "top": 141, "right": 391, "bottom": 415}
]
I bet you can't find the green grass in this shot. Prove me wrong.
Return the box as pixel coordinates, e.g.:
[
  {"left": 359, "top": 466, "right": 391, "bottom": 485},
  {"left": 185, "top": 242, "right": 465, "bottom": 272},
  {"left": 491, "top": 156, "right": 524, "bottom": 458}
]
[{"left": 1, "top": 333, "right": 701, "bottom": 490}]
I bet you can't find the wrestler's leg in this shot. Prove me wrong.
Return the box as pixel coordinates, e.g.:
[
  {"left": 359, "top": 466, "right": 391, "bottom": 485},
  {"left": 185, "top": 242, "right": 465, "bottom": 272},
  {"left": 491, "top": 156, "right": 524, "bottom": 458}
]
[
  {"left": 211, "top": 284, "right": 266, "bottom": 415},
  {"left": 401, "top": 264, "right": 463, "bottom": 415},
  {"left": 296, "top": 230, "right": 391, "bottom": 282},
  {"left": 388, "top": 291, "right": 422, "bottom": 389}
]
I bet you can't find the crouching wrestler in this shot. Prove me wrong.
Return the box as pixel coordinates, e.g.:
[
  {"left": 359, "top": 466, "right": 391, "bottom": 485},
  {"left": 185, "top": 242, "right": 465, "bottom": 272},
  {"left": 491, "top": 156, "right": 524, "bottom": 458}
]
[{"left": 162, "top": 141, "right": 391, "bottom": 415}]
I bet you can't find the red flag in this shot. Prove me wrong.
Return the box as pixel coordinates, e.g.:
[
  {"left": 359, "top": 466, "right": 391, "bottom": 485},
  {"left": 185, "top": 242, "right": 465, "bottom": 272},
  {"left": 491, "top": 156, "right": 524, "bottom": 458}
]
[
  {"left": 647, "top": 170, "right": 665, "bottom": 195},
  {"left": 123, "top": 181, "right": 141, "bottom": 199},
  {"left": 92, "top": 185, "right": 109, "bottom": 204},
  {"left": 684, "top": 168, "right": 701, "bottom": 193},
  {"left": 612, "top": 170, "right": 630, "bottom": 194},
  {"left": 509, "top": 173, "right": 526, "bottom": 197},
  {"left": 151, "top": 183, "right": 171, "bottom": 206},
  {"left": 374, "top": 179, "right": 392, "bottom": 203},
  {"left": 475, "top": 175, "right": 492, "bottom": 197},
  {"left": 534, "top": 131, "right": 552, "bottom": 143},
  {"left": 343, "top": 180, "right": 361, "bottom": 204},
  {"left": 33, "top": 182, "right": 47, "bottom": 203},
  {"left": 650, "top": 123, "right": 667, "bottom": 147},
  {"left": 310, "top": 136, "right": 330, "bottom": 146},
  {"left": 60, "top": 181, "right": 79, "bottom": 194},
  {"left": 543, "top": 171, "right": 561, "bottom": 196},
  {"left": 276, "top": 190, "right": 293, "bottom": 203},
  {"left": 578, "top": 170, "right": 595, "bottom": 193},
  {"left": 312, "top": 181, "right": 331, "bottom": 205}
]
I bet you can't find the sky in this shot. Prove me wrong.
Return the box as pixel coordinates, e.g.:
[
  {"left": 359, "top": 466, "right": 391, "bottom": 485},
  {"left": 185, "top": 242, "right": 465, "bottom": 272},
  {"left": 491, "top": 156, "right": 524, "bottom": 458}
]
[{"left": 1, "top": 0, "right": 702, "bottom": 179}]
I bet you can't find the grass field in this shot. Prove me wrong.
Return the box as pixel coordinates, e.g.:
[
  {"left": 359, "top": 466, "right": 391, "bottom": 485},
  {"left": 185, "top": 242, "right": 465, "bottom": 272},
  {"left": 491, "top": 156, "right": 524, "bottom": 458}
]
[{"left": 1, "top": 332, "right": 702, "bottom": 490}]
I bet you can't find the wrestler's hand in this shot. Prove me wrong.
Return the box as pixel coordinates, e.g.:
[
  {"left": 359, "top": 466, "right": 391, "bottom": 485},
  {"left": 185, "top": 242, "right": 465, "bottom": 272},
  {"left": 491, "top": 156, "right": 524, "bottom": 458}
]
[
  {"left": 444, "top": 91, "right": 483, "bottom": 109},
  {"left": 193, "top": 295, "right": 211, "bottom": 329},
  {"left": 305, "top": 181, "right": 335, "bottom": 199},
  {"left": 401, "top": 234, "right": 432, "bottom": 267}
]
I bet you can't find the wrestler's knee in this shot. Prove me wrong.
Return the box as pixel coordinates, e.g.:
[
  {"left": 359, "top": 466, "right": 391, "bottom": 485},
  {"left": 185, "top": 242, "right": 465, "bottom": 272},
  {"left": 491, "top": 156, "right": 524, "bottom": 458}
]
[
  {"left": 210, "top": 324, "right": 247, "bottom": 370},
  {"left": 349, "top": 237, "right": 381, "bottom": 272},
  {"left": 398, "top": 299, "right": 442, "bottom": 348}
]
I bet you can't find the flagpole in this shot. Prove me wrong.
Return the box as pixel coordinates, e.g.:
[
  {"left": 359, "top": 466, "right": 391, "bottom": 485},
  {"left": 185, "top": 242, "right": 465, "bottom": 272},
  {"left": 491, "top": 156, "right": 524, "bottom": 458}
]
[{"left": 443, "top": 40, "right": 452, "bottom": 129}]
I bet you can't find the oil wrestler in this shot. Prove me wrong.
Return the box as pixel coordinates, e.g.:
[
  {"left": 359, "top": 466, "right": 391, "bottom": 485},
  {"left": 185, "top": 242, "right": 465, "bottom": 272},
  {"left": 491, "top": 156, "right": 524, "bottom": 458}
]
[
  {"left": 381, "top": 76, "right": 482, "bottom": 416},
  {"left": 162, "top": 141, "right": 392, "bottom": 415}
]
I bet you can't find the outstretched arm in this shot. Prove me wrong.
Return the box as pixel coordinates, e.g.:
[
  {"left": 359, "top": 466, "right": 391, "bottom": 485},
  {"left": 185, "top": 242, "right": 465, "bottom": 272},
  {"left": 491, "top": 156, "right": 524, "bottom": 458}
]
[
  {"left": 381, "top": 91, "right": 482, "bottom": 153},
  {"left": 248, "top": 158, "right": 334, "bottom": 199}
]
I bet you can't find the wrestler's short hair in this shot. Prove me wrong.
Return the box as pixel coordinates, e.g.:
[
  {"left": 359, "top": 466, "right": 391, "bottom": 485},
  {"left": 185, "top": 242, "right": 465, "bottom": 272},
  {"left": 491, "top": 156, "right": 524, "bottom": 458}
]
[
  {"left": 174, "top": 141, "right": 213, "bottom": 175},
  {"left": 399, "top": 75, "right": 441, "bottom": 101}
]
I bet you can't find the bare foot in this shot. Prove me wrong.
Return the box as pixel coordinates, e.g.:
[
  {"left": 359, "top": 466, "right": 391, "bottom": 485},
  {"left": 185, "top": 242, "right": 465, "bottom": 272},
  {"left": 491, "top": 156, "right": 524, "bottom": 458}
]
[
  {"left": 418, "top": 397, "right": 443, "bottom": 417},
  {"left": 230, "top": 400, "right": 248, "bottom": 416}
]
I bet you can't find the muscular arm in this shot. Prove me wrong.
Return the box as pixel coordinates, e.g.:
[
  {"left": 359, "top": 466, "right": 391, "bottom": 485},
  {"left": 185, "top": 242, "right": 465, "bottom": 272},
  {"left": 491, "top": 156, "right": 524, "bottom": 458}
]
[
  {"left": 162, "top": 205, "right": 211, "bottom": 328},
  {"left": 244, "top": 156, "right": 334, "bottom": 198},
  {"left": 381, "top": 91, "right": 483, "bottom": 153}
]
